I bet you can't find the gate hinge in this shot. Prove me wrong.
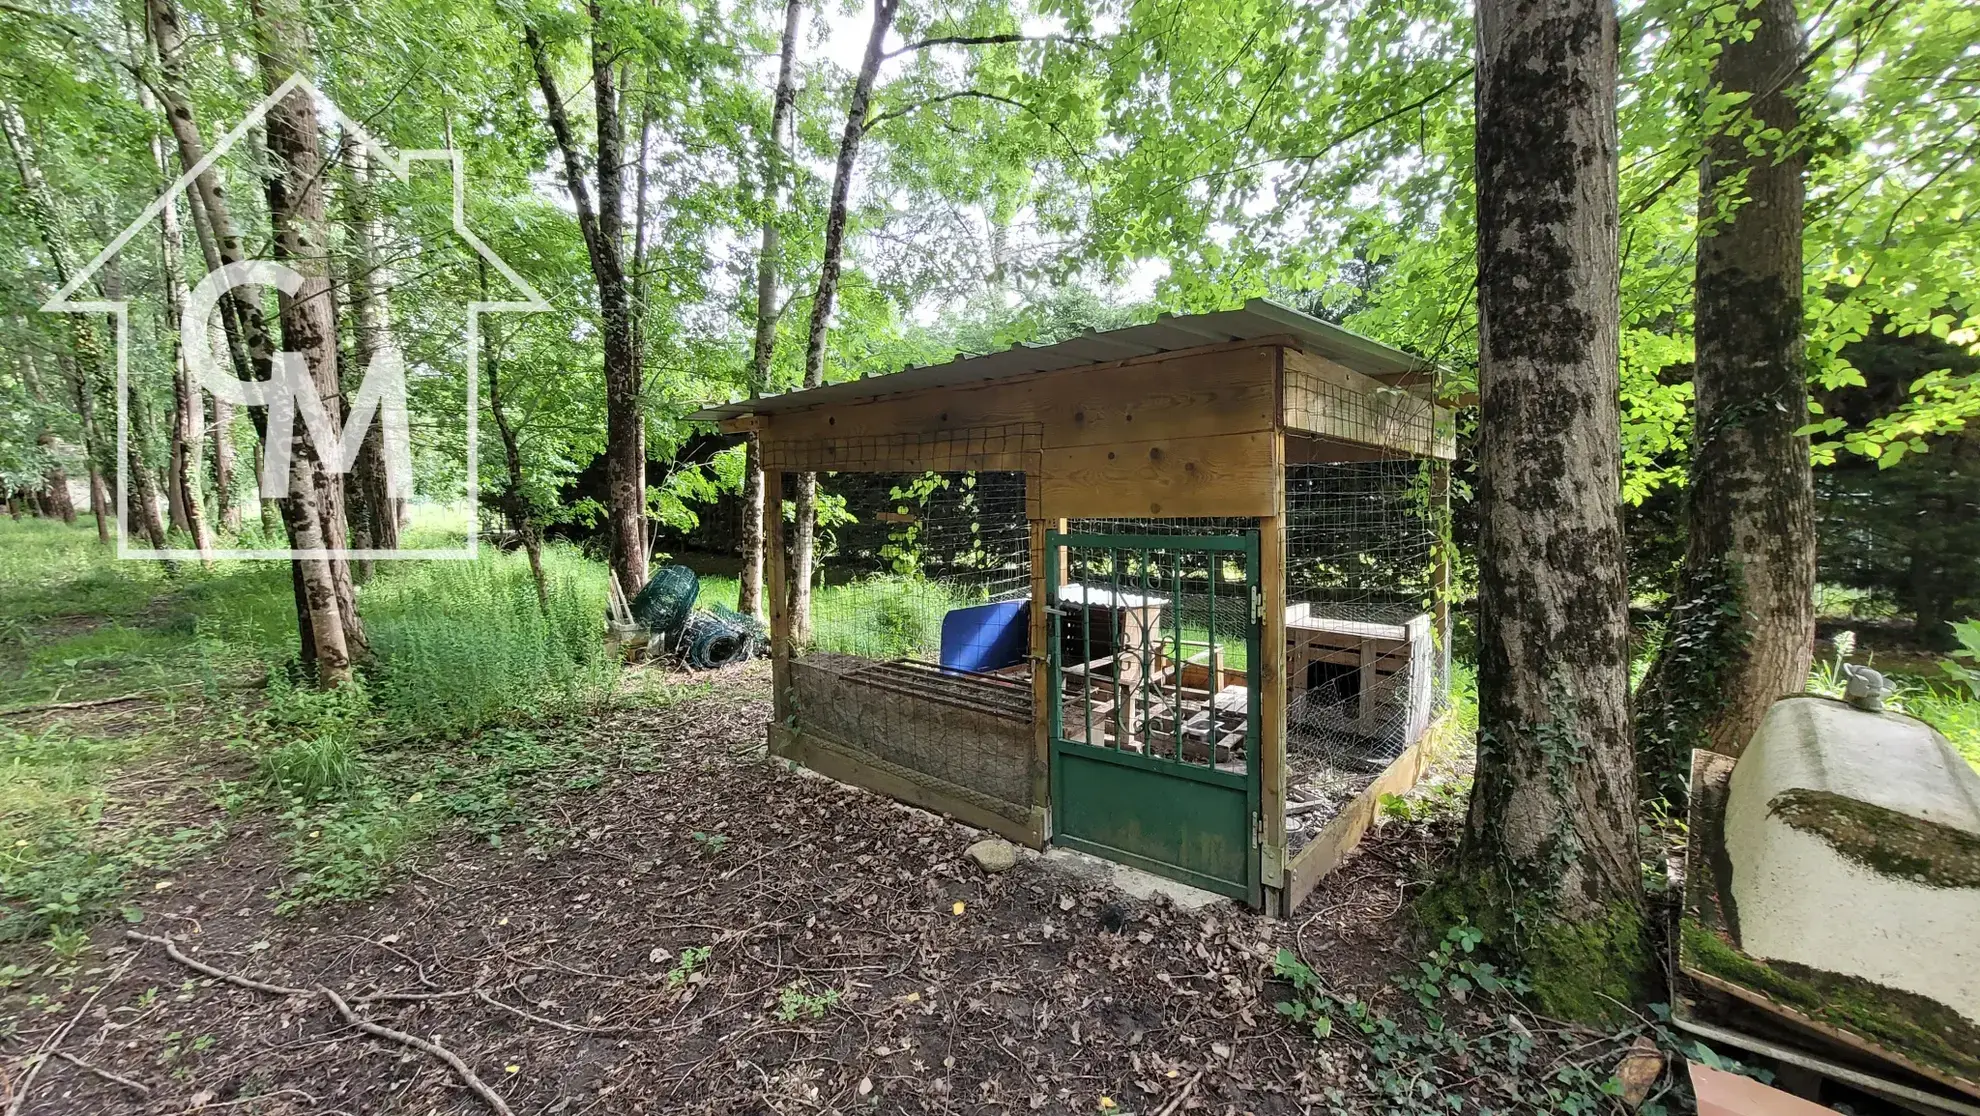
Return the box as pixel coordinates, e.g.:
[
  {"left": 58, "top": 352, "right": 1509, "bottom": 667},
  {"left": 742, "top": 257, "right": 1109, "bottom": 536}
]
[{"left": 1251, "top": 813, "right": 1262, "bottom": 848}]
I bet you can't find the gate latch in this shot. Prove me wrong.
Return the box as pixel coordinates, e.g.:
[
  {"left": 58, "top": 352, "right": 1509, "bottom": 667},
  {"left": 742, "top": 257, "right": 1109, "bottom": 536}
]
[{"left": 1251, "top": 585, "right": 1264, "bottom": 623}]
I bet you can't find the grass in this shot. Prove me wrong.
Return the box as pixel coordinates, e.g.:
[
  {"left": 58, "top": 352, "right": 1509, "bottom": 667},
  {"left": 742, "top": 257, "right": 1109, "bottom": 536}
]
[
  {"left": 0, "top": 515, "right": 629, "bottom": 936},
  {"left": 1806, "top": 640, "right": 1980, "bottom": 772}
]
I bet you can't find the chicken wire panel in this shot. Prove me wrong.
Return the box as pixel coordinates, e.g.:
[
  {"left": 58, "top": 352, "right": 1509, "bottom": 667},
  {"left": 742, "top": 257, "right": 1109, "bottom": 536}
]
[
  {"left": 805, "top": 470, "right": 1031, "bottom": 663},
  {"left": 1282, "top": 461, "right": 1445, "bottom": 829}
]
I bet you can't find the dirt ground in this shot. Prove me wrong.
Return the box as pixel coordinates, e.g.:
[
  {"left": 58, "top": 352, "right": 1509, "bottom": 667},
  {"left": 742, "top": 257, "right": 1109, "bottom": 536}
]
[{"left": 2, "top": 667, "right": 1613, "bottom": 1116}]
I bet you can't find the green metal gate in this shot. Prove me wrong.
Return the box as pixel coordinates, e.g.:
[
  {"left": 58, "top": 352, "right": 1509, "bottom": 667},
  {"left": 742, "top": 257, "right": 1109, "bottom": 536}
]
[{"left": 1046, "top": 530, "right": 1262, "bottom": 903}]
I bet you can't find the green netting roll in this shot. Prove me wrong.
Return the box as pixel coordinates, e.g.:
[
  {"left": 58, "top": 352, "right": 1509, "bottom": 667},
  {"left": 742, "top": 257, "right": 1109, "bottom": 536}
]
[
  {"left": 631, "top": 564, "right": 700, "bottom": 638},
  {"left": 679, "top": 609, "right": 753, "bottom": 669}
]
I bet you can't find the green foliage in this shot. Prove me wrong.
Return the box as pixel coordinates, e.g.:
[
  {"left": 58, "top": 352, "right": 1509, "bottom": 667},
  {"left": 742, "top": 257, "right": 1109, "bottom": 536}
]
[
  {"left": 0, "top": 722, "right": 220, "bottom": 944},
  {"left": 774, "top": 980, "right": 841, "bottom": 1022},
  {"left": 689, "top": 830, "right": 730, "bottom": 857},
  {"left": 1940, "top": 620, "right": 1980, "bottom": 700},
  {"left": 362, "top": 546, "right": 618, "bottom": 735},
  {"left": 1272, "top": 929, "right": 1681, "bottom": 1116},
  {"left": 666, "top": 945, "right": 711, "bottom": 989}
]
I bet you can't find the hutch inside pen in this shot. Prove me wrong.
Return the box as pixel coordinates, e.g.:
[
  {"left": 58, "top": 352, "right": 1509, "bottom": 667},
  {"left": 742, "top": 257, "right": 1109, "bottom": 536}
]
[{"left": 696, "top": 301, "right": 1456, "bottom": 913}]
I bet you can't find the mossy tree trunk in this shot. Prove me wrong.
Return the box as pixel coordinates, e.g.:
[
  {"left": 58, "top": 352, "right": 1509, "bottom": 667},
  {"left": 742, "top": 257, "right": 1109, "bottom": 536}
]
[
  {"left": 1636, "top": 0, "right": 1813, "bottom": 804},
  {"left": 1454, "top": 0, "right": 1648, "bottom": 1022},
  {"left": 526, "top": 10, "right": 648, "bottom": 604}
]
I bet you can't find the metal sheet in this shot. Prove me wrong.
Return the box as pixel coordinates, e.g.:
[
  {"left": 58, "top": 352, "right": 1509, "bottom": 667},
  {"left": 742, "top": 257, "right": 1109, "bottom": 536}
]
[{"left": 689, "top": 297, "right": 1443, "bottom": 421}]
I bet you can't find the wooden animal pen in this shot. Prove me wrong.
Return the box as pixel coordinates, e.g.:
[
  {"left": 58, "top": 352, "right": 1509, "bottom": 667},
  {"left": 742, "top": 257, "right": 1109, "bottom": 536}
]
[{"left": 694, "top": 299, "right": 1457, "bottom": 913}]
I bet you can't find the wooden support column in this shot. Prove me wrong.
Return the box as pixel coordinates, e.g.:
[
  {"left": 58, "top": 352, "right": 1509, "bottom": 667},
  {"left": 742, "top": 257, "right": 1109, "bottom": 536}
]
[
  {"left": 765, "top": 468, "right": 792, "bottom": 731},
  {"left": 1260, "top": 430, "right": 1289, "bottom": 907},
  {"left": 1430, "top": 460, "right": 1453, "bottom": 690},
  {"left": 1028, "top": 475, "right": 1052, "bottom": 843}
]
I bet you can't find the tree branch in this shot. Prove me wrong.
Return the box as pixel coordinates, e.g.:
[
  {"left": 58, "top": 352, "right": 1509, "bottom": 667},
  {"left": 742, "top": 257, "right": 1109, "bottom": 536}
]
[
  {"left": 884, "top": 32, "right": 1086, "bottom": 59},
  {"left": 862, "top": 89, "right": 1086, "bottom": 166}
]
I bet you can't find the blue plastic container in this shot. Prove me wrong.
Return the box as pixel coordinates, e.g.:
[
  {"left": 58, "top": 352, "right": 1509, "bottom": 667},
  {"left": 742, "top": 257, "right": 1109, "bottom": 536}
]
[{"left": 939, "top": 599, "right": 1030, "bottom": 673}]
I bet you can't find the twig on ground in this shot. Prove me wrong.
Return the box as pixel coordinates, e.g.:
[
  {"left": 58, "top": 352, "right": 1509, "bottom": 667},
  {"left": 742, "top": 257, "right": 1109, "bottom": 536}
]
[
  {"left": 125, "top": 930, "right": 309, "bottom": 996},
  {"left": 319, "top": 986, "right": 515, "bottom": 1116},
  {"left": 1153, "top": 1070, "right": 1203, "bottom": 1116},
  {"left": 125, "top": 931, "right": 514, "bottom": 1116},
  {"left": 473, "top": 989, "right": 642, "bottom": 1034},
  {"left": 51, "top": 1052, "right": 152, "bottom": 1097},
  {"left": 4, "top": 952, "right": 137, "bottom": 1116}
]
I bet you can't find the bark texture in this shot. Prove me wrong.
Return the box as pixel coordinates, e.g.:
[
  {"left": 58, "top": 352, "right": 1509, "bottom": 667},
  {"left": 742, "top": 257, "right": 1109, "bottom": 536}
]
[
  {"left": 739, "top": 0, "right": 804, "bottom": 624},
  {"left": 527, "top": 16, "right": 647, "bottom": 602},
  {"left": 791, "top": 0, "right": 898, "bottom": 643},
  {"left": 341, "top": 140, "right": 402, "bottom": 573},
  {"left": 1634, "top": 0, "right": 1813, "bottom": 803},
  {"left": 1453, "top": 0, "right": 1645, "bottom": 1021},
  {"left": 252, "top": 0, "right": 365, "bottom": 683}
]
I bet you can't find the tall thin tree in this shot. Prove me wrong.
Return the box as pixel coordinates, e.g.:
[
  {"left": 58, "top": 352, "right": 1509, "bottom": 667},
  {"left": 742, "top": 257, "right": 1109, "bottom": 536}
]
[
  {"left": 527, "top": 8, "right": 648, "bottom": 603},
  {"left": 789, "top": 0, "right": 898, "bottom": 644},
  {"left": 250, "top": 0, "right": 369, "bottom": 683},
  {"left": 1635, "top": 0, "right": 1813, "bottom": 805},
  {"left": 738, "top": 0, "right": 804, "bottom": 624},
  {"left": 1454, "top": 0, "right": 1646, "bottom": 1019}
]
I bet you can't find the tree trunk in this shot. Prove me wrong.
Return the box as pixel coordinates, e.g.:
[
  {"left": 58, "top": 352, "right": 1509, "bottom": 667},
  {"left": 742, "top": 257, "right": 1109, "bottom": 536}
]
[
  {"left": 2, "top": 101, "right": 112, "bottom": 545},
  {"left": 526, "top": 15, "right": 646, "bottom": 603},
  {"left": 20, "top": 349, "right": 77, "bottom": 525},
  {"left": 1449, "top": 0, "right": 1646, "bottom": 1023},
  {"left": 152, "top": 0, "right": 292, "bottom": 542},
  {"left": 483, "top": 263, "right": 549, "bottom": 612},
  {"left": 180, "top": 156, "right": 242, "bottom": 532},
  {"left": 790, "top": 0, "right": 898, "bottom": 644},
  {"left": 1634, "top": 0, "right": 1812, "bottom": 804},
  {"left": 341, "top": 139, "right": 401, "bottom": 576},
  {"left": 151, "top": 144, "right": 214, "bottom": 559},
  {"left": 738, "top": 0, "right": 805, "bottom": 624},
  {"left": 251, "top": 0, "right": 366, "bottom": 683}
]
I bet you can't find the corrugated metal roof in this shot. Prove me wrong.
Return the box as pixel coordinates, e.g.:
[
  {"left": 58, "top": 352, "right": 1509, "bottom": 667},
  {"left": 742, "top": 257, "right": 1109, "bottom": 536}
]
[{"left": 689, "top": 297, "right": 1439, "bottom": 422}]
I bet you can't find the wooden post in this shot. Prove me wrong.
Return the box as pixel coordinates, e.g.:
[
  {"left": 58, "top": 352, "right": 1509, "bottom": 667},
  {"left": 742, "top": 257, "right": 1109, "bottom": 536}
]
[
  {"left": 1260, "top": 429, "right": 1289, "bottom": 908},
  {"left": 1430, "top": 460, "right": 1452, "bottom": 695},
  {"left": 1028, "top": 477, "right": 1052, "bottom": 845},
  {"left": 765, "top": 468, "right": 792, "bottom": 730}
]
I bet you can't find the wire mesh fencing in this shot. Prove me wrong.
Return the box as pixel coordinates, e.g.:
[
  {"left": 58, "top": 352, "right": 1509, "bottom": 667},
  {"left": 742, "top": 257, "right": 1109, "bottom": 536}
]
[
  {"left": 800, "top": 470, "right": 1031, "bottom": 664},
  {"left": 1282, "top": 458, "right": 1446, "bottom": 840}
]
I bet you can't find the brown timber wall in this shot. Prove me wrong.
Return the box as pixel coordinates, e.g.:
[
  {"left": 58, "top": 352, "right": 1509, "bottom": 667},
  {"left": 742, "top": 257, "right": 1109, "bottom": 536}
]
[{"left": 779, "top": 656, "right": 1042, "bottom": 847}]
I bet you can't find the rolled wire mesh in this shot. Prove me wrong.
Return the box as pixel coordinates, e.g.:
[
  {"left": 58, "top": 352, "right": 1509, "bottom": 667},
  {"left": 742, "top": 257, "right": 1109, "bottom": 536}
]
[{"left": 1283, "top": 456, "right": 1444, "bottom": 842}]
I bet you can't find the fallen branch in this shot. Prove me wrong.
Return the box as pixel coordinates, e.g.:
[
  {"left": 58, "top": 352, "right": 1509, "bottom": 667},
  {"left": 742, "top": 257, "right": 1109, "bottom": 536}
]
[
  {"left": 4, "top": 953, "right": 136, "bottom": 1116},
  {"left": 124, "top": 931, "right": 514, "bottom": 1116},
  {"left": 474, "top": 989, "right": 641, "bottom": 1035},
  {"left": 124, "top": 930, "right": 309, "bottom": 996},
  {"left": 52, "top": 1052, "right": 152, "bottom": 1097},
  {"left": 320, "top": 986, "right": 515, "bottom": 1116},
  {"left": 0, "top": 689, "right": 181, "bottom": 718},
  {"left": 1153, "top": 1070, "right": 1204, "bottom": 1116}
]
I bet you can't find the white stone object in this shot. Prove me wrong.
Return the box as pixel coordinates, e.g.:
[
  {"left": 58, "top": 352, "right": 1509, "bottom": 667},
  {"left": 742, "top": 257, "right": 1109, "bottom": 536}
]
[{"left": 1724, "top": 695, "right": 1980, "bottom": 1024}]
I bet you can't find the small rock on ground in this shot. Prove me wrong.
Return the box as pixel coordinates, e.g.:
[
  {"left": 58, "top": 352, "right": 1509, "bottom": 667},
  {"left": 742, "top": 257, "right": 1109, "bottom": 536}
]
[{"left": 965, "top": 838, "right": 1017, "bottom": 873}]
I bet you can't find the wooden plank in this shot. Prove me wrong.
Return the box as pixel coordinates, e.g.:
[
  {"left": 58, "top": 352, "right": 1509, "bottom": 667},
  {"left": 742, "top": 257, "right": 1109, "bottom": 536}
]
[
  {"left": 765, "top": 470, "right": 791, "bottom": 724},
  {"left": 1285, "top": 726, "right": 1434, "bottom": 912},
  {"left": 765, "top": 345, "right": 1278, "bottom": 453},
  {"left": 1282, "top": 348, "right": 1456, "bottom": 460},
  {"left": 770, "top": 724, "right": 1045, "bottom": 849},
  {"left": 1040, "top": 430, "right": 1279, "bottom": 519},
  {"left": 1029, "top": 504, "right": 1052, "bottom": 841},
  {"left": 1261, "top": 494, "right": 1288, "bottom": 891}
]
